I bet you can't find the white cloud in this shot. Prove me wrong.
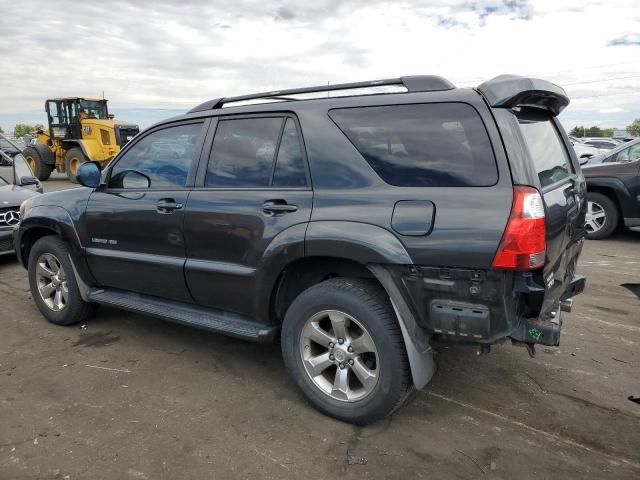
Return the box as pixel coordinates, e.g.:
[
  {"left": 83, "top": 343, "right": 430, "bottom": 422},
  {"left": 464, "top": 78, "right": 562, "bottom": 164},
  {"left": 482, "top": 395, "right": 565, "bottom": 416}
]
[{"left": 0, "top": 0, "right": 639, "bottom": 130}]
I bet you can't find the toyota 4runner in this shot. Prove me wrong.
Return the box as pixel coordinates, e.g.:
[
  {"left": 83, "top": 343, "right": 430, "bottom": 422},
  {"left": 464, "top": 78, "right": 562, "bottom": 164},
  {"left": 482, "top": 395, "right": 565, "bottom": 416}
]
[{"left": 14, "top": 74, "right": 587, "bottom": 424}]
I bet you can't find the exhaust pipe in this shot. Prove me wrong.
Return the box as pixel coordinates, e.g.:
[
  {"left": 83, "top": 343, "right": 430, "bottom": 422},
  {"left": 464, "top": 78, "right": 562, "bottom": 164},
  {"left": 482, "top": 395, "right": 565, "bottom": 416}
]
[{"left": 560, "top": 299, "right": 573, "bottom": 313}]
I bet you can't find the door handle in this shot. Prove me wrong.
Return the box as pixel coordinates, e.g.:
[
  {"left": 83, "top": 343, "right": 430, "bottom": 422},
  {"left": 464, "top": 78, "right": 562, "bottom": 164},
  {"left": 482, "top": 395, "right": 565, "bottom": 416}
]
[
  {"left": 263, "top": 200, "right": 297, "bottom": 215},
  {"left": 156, "top": 198, "right": 183, "bottom": 214}
]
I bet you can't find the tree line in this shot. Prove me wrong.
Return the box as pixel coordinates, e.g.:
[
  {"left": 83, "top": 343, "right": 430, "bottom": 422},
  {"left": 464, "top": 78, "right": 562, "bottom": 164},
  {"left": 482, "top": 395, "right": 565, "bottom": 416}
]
[{"left": 569, "top": 118, "right": 640, "bottom": 138}]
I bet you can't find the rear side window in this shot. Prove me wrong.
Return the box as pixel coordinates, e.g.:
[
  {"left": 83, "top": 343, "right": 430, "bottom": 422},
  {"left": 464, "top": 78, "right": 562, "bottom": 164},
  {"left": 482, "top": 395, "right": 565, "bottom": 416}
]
[
  {"left": 517, "top": 112, "right": 573, "bottom": 188},
  {"left": 273, "top": 118, "right": 308, "bottom": 188},
  {"left": 206, "top": 116, "right": 308, "bottom": 188},
  {"left": 206, "top": 117, "right": 282, "bottom": 187},
  {"left": 329, "top": 103, "right": 497, "bottom": 187}
]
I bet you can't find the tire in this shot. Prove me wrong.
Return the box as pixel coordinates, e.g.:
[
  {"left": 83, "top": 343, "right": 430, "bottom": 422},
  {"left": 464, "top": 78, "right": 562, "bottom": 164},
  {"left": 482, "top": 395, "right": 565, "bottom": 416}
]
[
  {"left": 28, "top": 236, "right": 95, "bottom": 326},
  {"left": 64, "top": 148, "right": 88, "bottom": 184},
  {"left": 22, "top": 146, "right": 53, "bottom": 181},
  {"left": 281, "top": 278, "right": 412, "bottom": 425},
  {"left": 585, "top": 192, "right": 619, "bottom": 240}
]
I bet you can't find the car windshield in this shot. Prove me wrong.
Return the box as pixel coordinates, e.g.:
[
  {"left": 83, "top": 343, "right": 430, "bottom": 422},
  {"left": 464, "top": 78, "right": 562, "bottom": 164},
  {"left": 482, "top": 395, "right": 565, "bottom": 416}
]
[
  {"left": 0, "top": 135, "right": 21, "bottom": 154},
  {"left": 0, "top": 153, "right": 34, "bottom": 184},
  {"left": 79, "top": 100, "right": 108, "bottom": 119},
  {"left": 606, "top": 137, "right": 640, "bottom": 160}
]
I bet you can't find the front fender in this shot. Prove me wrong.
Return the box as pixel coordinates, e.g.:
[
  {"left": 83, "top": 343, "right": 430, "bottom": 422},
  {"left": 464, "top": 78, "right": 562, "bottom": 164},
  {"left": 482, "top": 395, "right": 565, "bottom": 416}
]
[
  {"left": 587, "top": 176, "right": 635, "bottom": 216},
  {"left": 15, "top": 206, "right": 95, "bottom": 286},
  {"left": 305, "top": 221, "right": 413, "bottom": 264}
]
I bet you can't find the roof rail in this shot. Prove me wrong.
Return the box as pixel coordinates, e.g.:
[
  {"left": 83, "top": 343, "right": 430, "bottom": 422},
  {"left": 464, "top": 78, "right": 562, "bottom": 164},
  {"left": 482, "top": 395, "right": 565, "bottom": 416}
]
[{"left": 189, "top": 75, "right": 455, "bottom": 113}]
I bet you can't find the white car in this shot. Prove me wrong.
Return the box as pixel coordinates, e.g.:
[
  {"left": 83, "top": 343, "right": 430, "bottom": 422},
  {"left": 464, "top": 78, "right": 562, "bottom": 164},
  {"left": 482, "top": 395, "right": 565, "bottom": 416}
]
[{"left": 570, "top": 140, "right": 605, "bottom": 163}]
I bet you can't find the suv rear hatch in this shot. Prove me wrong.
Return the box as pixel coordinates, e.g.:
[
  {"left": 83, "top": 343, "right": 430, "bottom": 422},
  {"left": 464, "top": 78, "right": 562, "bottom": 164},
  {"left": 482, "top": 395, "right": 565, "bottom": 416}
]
[{"left": 479, "top": 75, "right": 587, "bottom": 347}]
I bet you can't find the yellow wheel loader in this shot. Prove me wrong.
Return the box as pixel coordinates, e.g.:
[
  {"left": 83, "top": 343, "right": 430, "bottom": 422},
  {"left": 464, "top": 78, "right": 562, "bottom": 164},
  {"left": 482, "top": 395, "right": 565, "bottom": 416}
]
[{"left": 23, "top": 98, "right": 139, "bottom": 182}]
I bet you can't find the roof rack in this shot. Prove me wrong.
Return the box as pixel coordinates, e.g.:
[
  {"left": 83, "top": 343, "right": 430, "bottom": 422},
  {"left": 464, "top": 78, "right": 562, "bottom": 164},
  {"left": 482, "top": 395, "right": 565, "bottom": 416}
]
[{"left": 189, "top": 75, "right": 455, "bottom": 113}]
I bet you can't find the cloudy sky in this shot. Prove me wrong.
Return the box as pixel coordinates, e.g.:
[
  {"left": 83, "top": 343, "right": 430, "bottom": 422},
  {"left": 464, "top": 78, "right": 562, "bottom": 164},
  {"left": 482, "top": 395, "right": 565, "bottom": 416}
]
[{"left": 1, "top": 0, "right": 639, "bottom": 132}]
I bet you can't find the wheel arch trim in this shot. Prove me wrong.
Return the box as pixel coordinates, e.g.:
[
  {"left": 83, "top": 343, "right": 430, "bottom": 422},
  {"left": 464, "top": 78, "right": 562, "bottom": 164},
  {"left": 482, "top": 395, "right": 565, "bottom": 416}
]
[{"left": 367, "top": 264, "right": 435, "bottom": 390}]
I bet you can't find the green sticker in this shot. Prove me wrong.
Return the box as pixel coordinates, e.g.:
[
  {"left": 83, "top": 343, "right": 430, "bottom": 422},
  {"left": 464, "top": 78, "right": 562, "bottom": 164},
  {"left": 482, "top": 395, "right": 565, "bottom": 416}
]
[{"left": 528, "top": 328, "right": 542, "bottom": 341}]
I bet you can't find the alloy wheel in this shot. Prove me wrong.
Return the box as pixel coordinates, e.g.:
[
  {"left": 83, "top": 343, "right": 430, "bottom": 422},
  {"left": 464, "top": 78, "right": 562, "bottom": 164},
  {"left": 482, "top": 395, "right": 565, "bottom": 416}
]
[
  {"left": 585, "top": 200, "right": 606, "bottom": 234},
  {"left": 35, "top": 253, "right": 68, "bottom": 311},
  {"left": 299, "top": 310, "right": 379, "bottom": 402}
]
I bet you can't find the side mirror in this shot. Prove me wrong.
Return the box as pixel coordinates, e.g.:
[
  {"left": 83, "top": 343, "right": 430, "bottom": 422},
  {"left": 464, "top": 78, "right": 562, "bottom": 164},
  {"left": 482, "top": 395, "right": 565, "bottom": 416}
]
[
  {"left": 20, "top": 176, "right": 39, "bottom": 186},
  {"left": 77, "top": 162, "right": 102, "bottom": 188},
  {"left": 579, "top": 157, "right": 589, "bottom": 166}
]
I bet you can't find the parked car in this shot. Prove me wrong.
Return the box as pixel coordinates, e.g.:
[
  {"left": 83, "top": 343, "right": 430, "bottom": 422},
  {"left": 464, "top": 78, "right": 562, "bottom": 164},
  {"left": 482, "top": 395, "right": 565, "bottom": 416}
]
[
  {"left": 580, "top": 137, "right": 640, "bottom": 166},
  {"left": 0, "top": 132, "right": 23, "bottom": 166},
  {"left": 0, "top": 147, "right": 42, "bottom": 255},
  {"left": 14, "top": 74, "right": 586, "bottom": 424},
  {"left": 582, "top": 141, "right": 640, "bottom": 239},
  {"left": 582, "top": 138, "right": 622, "bottom": 150},
  {"left": 570, "top": 140, "right": 605, "bottom": 161}
]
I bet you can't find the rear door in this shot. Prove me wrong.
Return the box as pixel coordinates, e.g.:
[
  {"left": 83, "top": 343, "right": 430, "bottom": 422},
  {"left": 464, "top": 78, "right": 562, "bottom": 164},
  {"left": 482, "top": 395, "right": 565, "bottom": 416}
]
[
  {"left": 515, "top": 109, "right": 585, "bottom": 312},
  {"left": 183, "top": 114, "right": 313, "bottom": 319}
]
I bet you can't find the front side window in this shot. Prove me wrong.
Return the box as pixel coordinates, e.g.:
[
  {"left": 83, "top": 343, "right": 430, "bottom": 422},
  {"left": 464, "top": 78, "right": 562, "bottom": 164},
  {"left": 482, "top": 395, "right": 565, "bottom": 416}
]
[
  {"left": 517, "top": 112, "right": 573, "bottom": 188},
  {"left": 329, "top": 103, "right": 498, "bottom": 187},
  {"left": 616, "top": 144, "right": 640, "bottom": 162},
  {"left": 109, "top": 122, "right": 203, "bottom": 189}
]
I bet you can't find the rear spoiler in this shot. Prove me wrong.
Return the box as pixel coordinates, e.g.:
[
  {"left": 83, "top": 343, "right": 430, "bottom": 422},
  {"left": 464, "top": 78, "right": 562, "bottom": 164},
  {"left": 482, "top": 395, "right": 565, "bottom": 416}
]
[{"left": 477, "top": 75, "right": 569, "bottom": 116}]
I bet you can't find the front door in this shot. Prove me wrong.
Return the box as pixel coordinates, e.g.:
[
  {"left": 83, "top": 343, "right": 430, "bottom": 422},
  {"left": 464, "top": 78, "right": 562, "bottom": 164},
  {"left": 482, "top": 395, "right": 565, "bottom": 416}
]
[
  {"left": 85, "top": 120, "right": 207, "bottom": 302},
  {"left": 183, "top": 115, "right": 313, "bottom": 319}
]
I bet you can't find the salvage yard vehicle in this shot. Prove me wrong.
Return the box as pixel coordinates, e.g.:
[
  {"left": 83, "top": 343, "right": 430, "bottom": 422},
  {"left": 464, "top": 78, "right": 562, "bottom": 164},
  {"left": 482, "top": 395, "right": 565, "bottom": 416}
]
[
  {"left": 22, "top": 98, "right": 139, "bottom": 182},
  {"left": 14, "top": 74, "right": 587, "bottom": 424},
  {"left": 582, "top": 139, "right": 640, "bottom": 239},
  {"left": 0, "top": 144, "right": 41, "bottom": 255}
]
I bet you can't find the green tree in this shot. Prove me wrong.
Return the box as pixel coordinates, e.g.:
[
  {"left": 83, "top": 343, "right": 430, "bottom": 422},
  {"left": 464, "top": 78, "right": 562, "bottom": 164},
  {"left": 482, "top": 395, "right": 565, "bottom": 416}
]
[
  {"left": 602, "top": 128, "right": 614, "bottom": 137},
  {"left": 569, "top": 126, "right": 584, "bottom": 137},
  {"left": 627, "top": 118, "right": 640, "bottom": 137},
  {"left": 14, "top": 124, "right": 36, "bottom": 137}
]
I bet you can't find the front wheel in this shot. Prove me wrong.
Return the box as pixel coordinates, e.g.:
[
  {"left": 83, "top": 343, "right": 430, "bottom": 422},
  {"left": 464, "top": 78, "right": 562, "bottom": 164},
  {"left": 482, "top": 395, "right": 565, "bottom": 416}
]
[
  {"left": 281, "top": 278, "right": 412, "bottom": 425},
  {"left": 585, "top": 192, "right": 619, "bottom": 240},
  {"left": 22, "top": 146, "right": 53, "bottom": 181},
  {"left": 64, "top": 148, "right": 88, "bottom": 184},
  {"left": 28, "top": 236, "right": 95, "bottom": 325}
]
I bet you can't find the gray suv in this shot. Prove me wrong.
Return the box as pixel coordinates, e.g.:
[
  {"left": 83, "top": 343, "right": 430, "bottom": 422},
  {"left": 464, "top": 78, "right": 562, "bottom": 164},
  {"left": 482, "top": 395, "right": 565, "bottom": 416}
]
[{"left": 14, "top": 74, "right": 586, "bottom": 424}]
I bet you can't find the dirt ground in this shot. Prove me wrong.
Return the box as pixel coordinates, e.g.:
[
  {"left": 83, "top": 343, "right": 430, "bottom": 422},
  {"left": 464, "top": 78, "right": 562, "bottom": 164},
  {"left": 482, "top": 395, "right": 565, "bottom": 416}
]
[{"left": 1, "top": 174, "right": 639, "bottom": 479}]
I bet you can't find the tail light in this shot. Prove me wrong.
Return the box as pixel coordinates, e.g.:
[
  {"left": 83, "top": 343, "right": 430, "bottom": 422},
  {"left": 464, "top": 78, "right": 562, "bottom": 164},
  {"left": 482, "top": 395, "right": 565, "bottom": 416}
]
[{"left": 492, "top": 186, "right": 546, "bottom": 270}]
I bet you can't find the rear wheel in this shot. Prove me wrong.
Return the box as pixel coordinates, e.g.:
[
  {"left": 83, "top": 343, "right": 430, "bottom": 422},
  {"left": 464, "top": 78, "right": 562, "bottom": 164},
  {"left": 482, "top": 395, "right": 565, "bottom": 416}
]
[
  {"left": 28, "top": 236, "right": 95, "bottom": 326},
  {"left": 64, "top": 148, "right": 88, "bottom": 183},
  {"left": 22, "top": 146, "right": 53, "bottom": 181},
  {"left": 281, "top": 278, "right": 412, "bottom": 425},
  {"left": 585, "top": 192, "right": 619, "bottom": 240}
]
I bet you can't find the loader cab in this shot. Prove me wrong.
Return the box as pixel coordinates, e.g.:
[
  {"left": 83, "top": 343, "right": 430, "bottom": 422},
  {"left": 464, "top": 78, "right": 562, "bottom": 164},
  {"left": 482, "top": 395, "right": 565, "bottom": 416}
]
[{"left": 45, "top": 98, "right": 109, "bottom": 140}]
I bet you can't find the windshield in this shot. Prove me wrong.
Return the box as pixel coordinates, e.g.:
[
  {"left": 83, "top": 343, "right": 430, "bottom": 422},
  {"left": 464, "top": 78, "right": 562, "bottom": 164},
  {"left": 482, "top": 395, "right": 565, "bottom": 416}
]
[
  {"left": 0, "top": 135, "right": 21, "bottom": 154},
  {"left": 79, "top": 100, "right": 108, "bottom": 119},
  {"left": 0, "top": 153, "right": 34, "bottom": 184},
  {"left": 517, "top": 110, "right": 573, "bottom": 188}
]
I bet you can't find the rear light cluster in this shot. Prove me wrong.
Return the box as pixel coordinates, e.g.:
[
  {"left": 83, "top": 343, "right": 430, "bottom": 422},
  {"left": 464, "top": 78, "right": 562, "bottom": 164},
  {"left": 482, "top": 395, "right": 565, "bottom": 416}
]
[{"left": 492, "top": 186, "right": 546, "bottom": 271}]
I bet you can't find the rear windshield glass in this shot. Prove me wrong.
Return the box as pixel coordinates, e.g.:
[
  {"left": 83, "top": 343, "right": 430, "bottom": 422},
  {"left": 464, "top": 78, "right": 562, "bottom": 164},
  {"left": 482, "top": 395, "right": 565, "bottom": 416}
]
[
  {"left": 329, "top": 103, "right": 498, "bottom": 187},
  {"left": 517, "top": 111, "right": 573, "bottom": 188}
]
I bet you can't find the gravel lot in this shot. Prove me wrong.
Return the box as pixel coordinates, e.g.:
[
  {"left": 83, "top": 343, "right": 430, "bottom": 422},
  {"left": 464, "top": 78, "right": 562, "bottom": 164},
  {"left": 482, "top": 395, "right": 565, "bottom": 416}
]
[{"left": 1, "top": 173, "right": 639, "bottom": 479}]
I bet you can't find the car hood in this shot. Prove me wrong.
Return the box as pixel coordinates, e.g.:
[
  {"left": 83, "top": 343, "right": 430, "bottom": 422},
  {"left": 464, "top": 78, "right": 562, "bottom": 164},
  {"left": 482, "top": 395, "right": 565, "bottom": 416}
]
[{"left": 0, "top": 184, "right": 40, "bottom": 208}]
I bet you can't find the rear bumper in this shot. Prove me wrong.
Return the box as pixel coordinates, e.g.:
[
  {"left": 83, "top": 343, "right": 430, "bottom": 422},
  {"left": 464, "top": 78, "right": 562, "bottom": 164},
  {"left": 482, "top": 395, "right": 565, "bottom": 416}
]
[{"left": 387, "top": 264, "right": 586, "bottom": 347}]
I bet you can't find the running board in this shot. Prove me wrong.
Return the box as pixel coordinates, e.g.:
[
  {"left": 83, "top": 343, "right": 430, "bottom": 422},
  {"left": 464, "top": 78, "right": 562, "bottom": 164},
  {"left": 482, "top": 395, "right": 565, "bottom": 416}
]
[{"left": 87, "top": 288, "right": 279, "bottom": 343}]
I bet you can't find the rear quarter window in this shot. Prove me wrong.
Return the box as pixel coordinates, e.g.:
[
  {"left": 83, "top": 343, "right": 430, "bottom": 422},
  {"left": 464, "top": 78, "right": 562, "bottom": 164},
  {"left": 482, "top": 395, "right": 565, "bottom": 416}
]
[{"left": 329, "top": 103, "right": 498, "bottom": 187}]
